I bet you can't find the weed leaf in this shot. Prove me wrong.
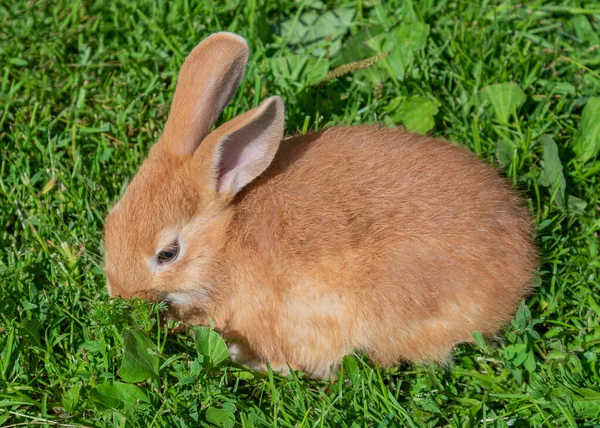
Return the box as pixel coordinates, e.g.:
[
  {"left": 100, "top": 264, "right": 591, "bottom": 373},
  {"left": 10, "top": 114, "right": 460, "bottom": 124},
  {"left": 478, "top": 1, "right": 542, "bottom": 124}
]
[
  {"left": 478, "top": 83, "right": 526, "bottom": 123},
  {"left": 205, "top": 406, "right": 235, "bottom": 428},
  {"left": 195, "top": 327, "right": 229, "bottom": 368},
  {"left": 496, "top": 139, "right": 518, "bottom": 165},
  {"left": 389, "top": 96, "right": 440, "bottom": 134},
  {"left": 62, "top": 381, "right": 82, "bottom": 414},
  {"left": 118, "top": 329, "right": 159, "bottom": 383},
  {"left": 385, "top": 21, "right": 430, "bottom": 81},
  {"left": 90, "top": 382, "right": 149, "bottom": 413},
  {"left": 538, "top": 135, "right": 566, "bottom": 208},
  {"left": 275, "top": 8, "right": 355, "bottom": 55},
  {"left": 573, "top": 97, "right": 600, "bottom": 163}
]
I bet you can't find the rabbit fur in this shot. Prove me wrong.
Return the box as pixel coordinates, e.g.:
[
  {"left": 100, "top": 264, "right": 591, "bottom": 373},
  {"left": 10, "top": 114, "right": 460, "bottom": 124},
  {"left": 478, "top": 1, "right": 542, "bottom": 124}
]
[{"left": 104, "top": 32, "right": 537, "bottom": 379}]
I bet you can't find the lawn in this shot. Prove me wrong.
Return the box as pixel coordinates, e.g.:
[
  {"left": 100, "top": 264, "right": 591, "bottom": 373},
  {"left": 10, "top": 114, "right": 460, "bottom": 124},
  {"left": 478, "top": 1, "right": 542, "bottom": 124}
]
[{"left": 1, "top": 0, "right": 600, "bottom": 426}]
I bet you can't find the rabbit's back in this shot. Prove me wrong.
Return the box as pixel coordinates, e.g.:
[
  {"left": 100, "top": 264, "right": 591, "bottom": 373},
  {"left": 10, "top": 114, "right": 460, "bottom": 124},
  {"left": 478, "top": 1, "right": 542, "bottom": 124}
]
[
  {"left": 238, "top": 125, "right": 533, "bottom": 266},
  {"left": 227, "top": 125, "right": 536, "bottom": 369}
]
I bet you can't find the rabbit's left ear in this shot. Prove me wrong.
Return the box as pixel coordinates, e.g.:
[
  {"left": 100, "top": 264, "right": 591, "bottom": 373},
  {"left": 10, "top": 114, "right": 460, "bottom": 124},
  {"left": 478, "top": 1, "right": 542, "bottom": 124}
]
[
  {"left": 160, "top": 32, "right": 250, "bottom": 156},
  {"left": 193, "top": 96, "right": 285, "bottom": 200}
]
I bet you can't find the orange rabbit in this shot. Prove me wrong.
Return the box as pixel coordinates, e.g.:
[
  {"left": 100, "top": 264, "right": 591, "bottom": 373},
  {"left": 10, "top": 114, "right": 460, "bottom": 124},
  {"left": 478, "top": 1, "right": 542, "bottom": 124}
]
[{"left": 104, "top": 32, "right": 537, "bottom": 379}]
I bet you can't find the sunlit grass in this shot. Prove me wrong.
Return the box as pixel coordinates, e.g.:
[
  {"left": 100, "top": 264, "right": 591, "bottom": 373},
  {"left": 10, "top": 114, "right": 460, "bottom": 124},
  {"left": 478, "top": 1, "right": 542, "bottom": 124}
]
[{"left": 1, "top": 0, "right": 599, "bottom": 426}]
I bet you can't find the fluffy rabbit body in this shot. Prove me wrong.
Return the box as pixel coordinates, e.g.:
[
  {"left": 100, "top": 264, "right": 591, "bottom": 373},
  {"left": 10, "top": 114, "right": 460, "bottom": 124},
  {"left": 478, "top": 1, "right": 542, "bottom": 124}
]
[{"left": 104, "top": 33, "right": 536, "bottom": 378}]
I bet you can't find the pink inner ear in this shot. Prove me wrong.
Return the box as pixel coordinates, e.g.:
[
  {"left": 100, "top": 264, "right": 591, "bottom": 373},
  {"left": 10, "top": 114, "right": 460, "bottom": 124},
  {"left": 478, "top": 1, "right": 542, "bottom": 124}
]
[
  {"left": 216, "top": 111, "right": 277, "bottom": 192},
  {"left": 216, "top": 137, "right": 262, "bottom": 191}
]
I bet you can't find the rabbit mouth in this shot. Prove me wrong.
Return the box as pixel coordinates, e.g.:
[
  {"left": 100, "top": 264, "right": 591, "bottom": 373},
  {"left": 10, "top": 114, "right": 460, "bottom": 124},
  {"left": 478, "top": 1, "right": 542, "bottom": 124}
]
[
  {"left": 160, "top": 303, "right": 182, "bottom": 322},
  {"left": 161, "top": 291, "right": 213, "bottom": 328},
  {"left": 162, "top": 290, "right": 210, "bottom": 309}
]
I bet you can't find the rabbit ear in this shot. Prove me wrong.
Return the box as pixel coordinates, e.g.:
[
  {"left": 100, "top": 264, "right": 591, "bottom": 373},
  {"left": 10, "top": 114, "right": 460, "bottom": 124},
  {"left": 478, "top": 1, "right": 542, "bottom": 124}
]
[
  {"left": 161, "top": 32, "right": 249, "bottom": 156},
  {"left": 193, "top": 96, "right": 285, "bottom": 199}
]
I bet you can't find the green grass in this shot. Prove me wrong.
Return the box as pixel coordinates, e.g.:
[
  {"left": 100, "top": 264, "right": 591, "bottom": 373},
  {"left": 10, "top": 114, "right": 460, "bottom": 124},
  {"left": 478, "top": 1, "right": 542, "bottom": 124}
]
[{"left": 1, "top": 0, "right": 600, "bottom": 426}]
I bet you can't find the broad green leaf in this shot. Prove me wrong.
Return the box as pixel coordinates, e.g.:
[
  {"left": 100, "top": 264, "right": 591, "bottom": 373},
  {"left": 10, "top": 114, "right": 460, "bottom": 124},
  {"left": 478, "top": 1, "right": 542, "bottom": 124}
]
[
  {"left": 397, "top": 0, "right": 420, "bottom": 22},
  {"left": 574, "top": 398, "right": 600, "bottom": 419},
  {"left": 512, "top": 348, "right": 529, "bottom": 366},
  {"left": 523, "top": 350, "right": 536, "bottom": 372},
  {"left": 589, "top": 236, "right": 598, "bottom": 259},
  {"left": 513, "top": 301, "right": 530, "bottom": 332},
  {"left": 588, "top": 295, "right": 600, "bottom": 318},
  {"left": 503, "top": 343, "right": 527, "bottom": 362},
  {"left": 390, "top": 96, "right": 440, "bottom": 134},
  {"left": 568, "top": 354, "right": 583, "bottom": 376},
  {"left": 538, "top": 135, "right": 566, "bottom": 208},
  {"left": 118, "top": 329, "right": 159, "bottom": 383},
  {"left": 420, "top": 398, "right": 442, "bottom": 414},
  {"left": 576, "top": 386, "right": 600, "bottom": 399},
  {"left": 496, "top": 139, "right": 518, "bottom": 165},
  {"left": 195, "top": 327, "right": 229, "bottom": 367},
  {"left": 90, "top": 382, "right": 149, "bottom": 413},
  {"left": 233, "top": 371, "right": 255, "bottom": 381},
  {"left": 335, "top": 20, "right": 428, "bottom": 84},
  {"left": 510, "top": 367, "right": 523, "bottom": 384},
  {"left": 206, "top": 406, "right": 235, "bottom": 428},
  {"left": 223, "top": 402, "right": 237, "bottom": 413},
  {"left": 567, "top": 194, "right": 587, "bottom": 212},
  {"left": 20, "top": 318, "right": 42, "bottom": 348},
  {"left": 478, "top": 82, "right": 526, "bottom": 123},
  {"left": 375, "top": 21, "right": 430, "bottom": 81},
  {"left": 274, "top": 8, "right": 355, "bottom": 55},
  {"left": 546, "top": 350, "right": 568, "bottom": 360},
  {"left": 21, "top": 300, "right": 38, "bottom": 311},
  {"left": 62, "top": 382, "right": 82, "bottom": 413},
  {"left": 573, "top": 97, "right": 600, "bottom": 163},
  {"left": 552, "top": 82, "right": 576, "bottom": 95}
]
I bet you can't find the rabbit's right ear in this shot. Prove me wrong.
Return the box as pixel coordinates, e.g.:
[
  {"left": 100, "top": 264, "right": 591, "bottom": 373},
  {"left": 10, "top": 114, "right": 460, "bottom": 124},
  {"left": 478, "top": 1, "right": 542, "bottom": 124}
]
[
  {"left": 160, "top": 33, "right": 249, "bottom": 156},
  {"left": 192, "top": 96, "right": 285, "bottom": 202}
]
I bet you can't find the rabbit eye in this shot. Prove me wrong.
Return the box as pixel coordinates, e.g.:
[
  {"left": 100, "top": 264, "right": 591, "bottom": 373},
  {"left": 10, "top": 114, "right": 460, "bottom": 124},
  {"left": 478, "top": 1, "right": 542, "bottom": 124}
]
[{"left": 157, "top": 241, "right": 179, "bottom": 265}]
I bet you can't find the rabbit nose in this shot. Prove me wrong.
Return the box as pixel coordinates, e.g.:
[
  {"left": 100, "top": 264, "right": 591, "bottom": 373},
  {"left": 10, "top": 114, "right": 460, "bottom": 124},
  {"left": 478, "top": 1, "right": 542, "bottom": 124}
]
[{"left": 106, "top": 277, "right": 154, "bottom": 300}]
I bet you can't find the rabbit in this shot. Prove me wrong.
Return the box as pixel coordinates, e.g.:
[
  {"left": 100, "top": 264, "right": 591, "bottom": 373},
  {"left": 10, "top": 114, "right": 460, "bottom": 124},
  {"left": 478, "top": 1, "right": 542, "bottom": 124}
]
[{"left": 104, "top": 32, "right": 537, "bottom": 379}]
